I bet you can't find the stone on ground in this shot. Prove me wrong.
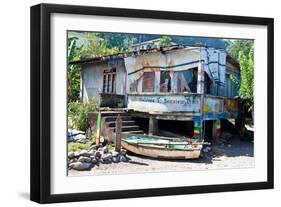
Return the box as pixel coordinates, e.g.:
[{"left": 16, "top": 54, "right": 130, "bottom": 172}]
[
  {"left": 102, "top": 146, "right": 109, "bottom": 154},
  {"left": 68, "top": 152, "right": 75, "bottom": 159},
  {"left": 78, "top": 156, "right": 92, "bottom": 163},
  {"left": 69, "top": 162, "right": 92, "bottom": 171}
]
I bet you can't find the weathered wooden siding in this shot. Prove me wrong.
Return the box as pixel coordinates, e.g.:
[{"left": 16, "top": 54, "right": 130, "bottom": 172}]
[
  {"left": 203, "top": 96, "right": 239, "bottom": 120},
  {"left": 82, "top": 59, "right": 126, "bottom": 102},
  {"left": 216, "top": 61, "right": 240, "bottom": 97},
  {"left": 128, "top": 93, "right": 238, "bottom": 118},
  {"left": 128, "top": 93, "right": 201, "bottom": 113},
  {"left": 124, "top": 48, "right": 200, "bottom": 94},
  {"left": 81, "top": 47, "right": 240, "bottom": 124}
]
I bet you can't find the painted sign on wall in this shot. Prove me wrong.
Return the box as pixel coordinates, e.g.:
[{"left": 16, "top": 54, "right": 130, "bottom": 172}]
[
  {"left": 128, "top": 94, "right": 201, "bottom": 113},
  {"left": 203, "top": 97, "right": 221, "bottom": 113},
  {"left": 223, "top": 99, "right": 238, "bottom": 113}
]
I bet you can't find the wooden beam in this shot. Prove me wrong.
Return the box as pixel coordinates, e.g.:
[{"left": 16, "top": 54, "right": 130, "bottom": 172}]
[{"left": 115, "top": 114, "right": 122, "bottom": 152}]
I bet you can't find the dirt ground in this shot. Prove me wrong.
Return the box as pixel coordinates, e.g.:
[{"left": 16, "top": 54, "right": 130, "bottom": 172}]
[{"left": 68, "top": 138, "right": 254, "bottom": 176}]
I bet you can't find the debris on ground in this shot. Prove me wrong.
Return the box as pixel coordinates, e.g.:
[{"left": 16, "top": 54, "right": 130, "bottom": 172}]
[{"left": 68, "top": 129, "right": 87, "bottom": 143}]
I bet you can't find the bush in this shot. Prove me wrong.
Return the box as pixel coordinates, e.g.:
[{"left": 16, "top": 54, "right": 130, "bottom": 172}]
[{"left": 68, "top": 99, "right": 99, "bottom": 131}]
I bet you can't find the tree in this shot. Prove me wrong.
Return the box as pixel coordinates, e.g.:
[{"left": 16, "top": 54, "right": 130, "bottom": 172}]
[
  {"left": 67, "top": 37, "right": 81, "bottom": 101},
  {"left": 227, "top": 40, "right": 254, "bottom": 113},
  {"left": 227, "top": 40, "right": 253, "bottom": 60},
  {"left": 79, "top": 33, "right": 120, "bottom": 60},
  {"left": 239, "top": 46, "right": 254, "bottom": 112},
  {"left": 96, "top": 33, "right": 138, "bottom": 52},
  {"left": 158, "top": 36, "right": 172, "bottom": 48}
]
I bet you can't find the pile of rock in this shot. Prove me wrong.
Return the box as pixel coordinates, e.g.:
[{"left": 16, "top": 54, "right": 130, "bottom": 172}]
[{"left": 68, "top": 146, "right": 129, "bottom": 171}]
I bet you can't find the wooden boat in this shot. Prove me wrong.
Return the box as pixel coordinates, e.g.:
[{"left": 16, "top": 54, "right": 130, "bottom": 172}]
[{"left": 121, "top": 134, "right": 205, "bottom": 159}]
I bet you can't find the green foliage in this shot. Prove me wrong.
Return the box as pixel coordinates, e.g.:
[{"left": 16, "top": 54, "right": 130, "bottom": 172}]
[
  {"left": 79, "top": 33, "right": 120, "bottom": 59},
  {"left": 68, "top": 99, "right": 99, "bottom": 131},
  {"left": 227, "top": 40, "right": 253, "bottom": 60},
  {"left": 67, "top": 32, "right": 136, "bottom": 101},
  {"left": 67, "top": 64, "right": 81, "bottom": 102},
  {"left": 239, "top": 47, "right": 254, "bottom": 112},
  {"left": 230, "top": 74, "right": 241, "bottom": 94},
  {"left": 68, "top": 140, "right": 95, "bottom": 152},
  {"left": 158, "top": 36, "right": 172, "bottom": 48},
  {"left": 68, "top": 37, "right": 82, "bottom": 102},
  {"left": 96, "top": 33, "right": 138, "bottom": 52},
  {"left": 228, "top": 40, "right": 254, "bottom": 112}
]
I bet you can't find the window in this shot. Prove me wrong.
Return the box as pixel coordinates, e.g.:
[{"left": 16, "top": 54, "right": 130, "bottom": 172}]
[
  {"left": 204, "top": 73, "right": 211, "bottom": 94},
  {"left": 176, "top": 68, "right": 197, "bottom": 93},
  {"left": 103, "top": 68, "right": 116, "bottom": 94},
  {"left": 129, "top": 80, "right": 138, "bottom": 92},
  {"left": 160, "top": 71, "right": 171, "bottom": 92},
  {"left": 225, "top": 73, "right": 239, "bottom": 98},
  {"left": 142, "top": 72, "right": 155, "bottom": 92},
  {"left": 226, "top": 74, "right": 232, "bottom": 97}
]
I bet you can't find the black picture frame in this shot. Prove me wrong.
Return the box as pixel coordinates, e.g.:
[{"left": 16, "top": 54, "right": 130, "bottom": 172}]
[{"left": 30, "top": 3, "right": 274, "bottom": 204}]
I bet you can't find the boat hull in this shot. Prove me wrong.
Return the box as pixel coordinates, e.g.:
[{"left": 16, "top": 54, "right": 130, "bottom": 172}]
[{"left": 121, "top": 139, "right": 202, "bottom": 159}]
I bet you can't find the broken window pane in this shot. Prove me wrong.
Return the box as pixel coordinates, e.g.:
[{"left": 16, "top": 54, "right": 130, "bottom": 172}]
[
  {"left": 176, "top": 68, "right": 197, "bottom": 93},
  {"left": 204, "top": 73, "right": 212, "bottom": 94},
  {"left": 111, "top": 74, "right": 116, "bottom": 93},
  {"left": 142, "top": 72, "right": 155, "bottom": 92},
  {"left": 160, "top": 71, "right": 171, "bottom": 92},
  {"left": 129, "top": 80, "right": 138, "bottom": 92}
]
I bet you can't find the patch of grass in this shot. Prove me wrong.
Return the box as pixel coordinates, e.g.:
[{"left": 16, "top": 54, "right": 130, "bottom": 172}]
[
  {"left": 68, "top": 140, "right": 95, "bottom": 152},
  {"left": 68, "top": 98, "right": 99, "bottom": 131}
]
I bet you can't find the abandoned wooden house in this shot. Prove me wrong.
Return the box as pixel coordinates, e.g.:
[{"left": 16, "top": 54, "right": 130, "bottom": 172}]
[{"left": 70, "top": 45, "right": 241, "bottom": 142}]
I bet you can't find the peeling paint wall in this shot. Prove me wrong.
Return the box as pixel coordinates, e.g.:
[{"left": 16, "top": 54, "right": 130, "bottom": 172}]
[
  {"left": 200, "top": 48, "right": 227, "bottom": 86},
  {"left": 128, "top": 94, "right": 201, "bottom": 113},
  {"left": 203, "top": 96, "right": 239, "bottom": 119},
  {"left": 203, "top": 97, "right": 222, "bottom": 113},
  {"left": 124, "top": 47, "right": 239, "bottom": 118},
  {"left": 82, "top": 59, "right": 126, "bottom": 102},
  {"left": 81, "top": 47, "right": 240, "bottom": 122},
  {"left": 124, "top": 48, "right": 200, "bottom": 94},
  {"left": 128, "top": 93, "right": 238, "bottom": 119}
]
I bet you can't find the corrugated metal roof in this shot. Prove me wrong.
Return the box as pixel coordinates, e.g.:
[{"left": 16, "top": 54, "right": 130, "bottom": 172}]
[{"left": 69, "top": 44, "right": 239, "bottom": 68}]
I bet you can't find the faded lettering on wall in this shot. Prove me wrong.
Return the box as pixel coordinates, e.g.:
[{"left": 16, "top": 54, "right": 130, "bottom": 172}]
[{"left": 128, "top": 95, "right": 200, "bottom": 113}]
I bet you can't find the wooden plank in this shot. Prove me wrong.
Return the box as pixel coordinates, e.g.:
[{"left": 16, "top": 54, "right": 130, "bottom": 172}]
[{"left": 115, "top": 114, "right": 122, "bottom": 152}]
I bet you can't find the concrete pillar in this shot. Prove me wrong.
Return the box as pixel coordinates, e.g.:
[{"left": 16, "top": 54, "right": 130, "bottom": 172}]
[
  {"left": 148, "top": 117, "right": 158, "bottom": 136},
  {"left": 194, "top": 120, "right": 203, "bottom": 139},
  {"left": 213, "top": 119, "right": 221, "bottom": 143}
]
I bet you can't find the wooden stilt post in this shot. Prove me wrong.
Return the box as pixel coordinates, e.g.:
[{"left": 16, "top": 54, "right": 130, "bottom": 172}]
[
  {"left": 148, "top": 116, "right": 158, "bottom": 136},
  {"left": 235, "top": 100, "right": 246, "bottom": 136},
  {"left": 115, "top": 114, "right": 122, "bottom": 152},
  {"left": 96, "top": 111, "right": 101, "bottom": 146},
  {"left": 194, "top": 119, "right": 202, "bottom": 138},
  {"left": 213, "top": 119, "right": 221, "bottom": 143}
]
